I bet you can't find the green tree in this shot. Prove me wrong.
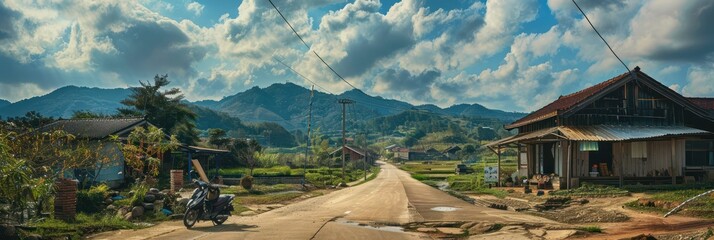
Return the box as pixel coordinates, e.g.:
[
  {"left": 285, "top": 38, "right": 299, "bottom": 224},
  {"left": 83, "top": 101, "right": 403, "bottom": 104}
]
[
  {"left": 309, "top": 128, "right": 333, "bottom": 167},
  {"left": 7, "top": 111, "right": 54, "bottom": 128},
  {"left": 119, "top": 74, "right": 198, "bottom": 144},
  {"left": 208, "top": 128, "right": 230, "bottom": 149},
  {"left": 230, "top": 139, "right": 262, "bottom": 175},
  {"left": 121, "top": 126, "right": 180, "bottom": 178}
]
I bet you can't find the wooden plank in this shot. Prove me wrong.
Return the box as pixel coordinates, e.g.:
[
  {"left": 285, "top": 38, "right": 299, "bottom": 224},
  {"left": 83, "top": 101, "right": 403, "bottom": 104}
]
[
  {"left": 671, "top": 138, "right": 676, "bottom": 184},
  {"left": 191, "top": 159, "right": 209, "bottom": 182}
]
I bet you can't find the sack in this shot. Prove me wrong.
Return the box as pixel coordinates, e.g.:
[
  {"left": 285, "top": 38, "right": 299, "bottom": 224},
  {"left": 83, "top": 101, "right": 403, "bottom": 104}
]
[{"left": 207, "top": 188, "right": 219, "bottom": 201}]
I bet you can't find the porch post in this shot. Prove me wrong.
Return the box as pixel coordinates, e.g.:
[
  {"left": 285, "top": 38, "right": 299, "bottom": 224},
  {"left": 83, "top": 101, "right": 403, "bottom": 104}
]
[
  {"left": 497, "top": 146, "right": 501, "bottom": 187},
  {"left": 671, "top": 138, "right": 676, "bottom": 185},
  {"left": 619, "top": 142, "right": 624, "bottom": 188},
  {"left": 567, "top": 141, "right": 572, "bottom": 189},
  {"left": 187, "top": 151, "right": 192, "bottom": 175}
]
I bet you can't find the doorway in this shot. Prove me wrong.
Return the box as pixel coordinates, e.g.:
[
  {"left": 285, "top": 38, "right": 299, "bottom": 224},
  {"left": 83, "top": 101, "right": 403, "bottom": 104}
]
[
  {"left": 588, "top": 142, "right": 613, "bottom": 176},
  {"left": 542, "top": 142, "right": 555, "bottom": 174}
]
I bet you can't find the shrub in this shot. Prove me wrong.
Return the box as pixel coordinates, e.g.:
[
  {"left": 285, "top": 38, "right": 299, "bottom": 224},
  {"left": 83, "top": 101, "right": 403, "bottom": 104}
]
[
  {"left": 240, "top": 175, "right": 254, "bottom": 190},
  {"left": 129, "top": 183, "right": 148, "bottom": 207},
  {"left": 77, "top": 191, "right": 105, "bottom": 214},
  {"left": 577, "top": 226, "right": 602, "bottom": 233}
]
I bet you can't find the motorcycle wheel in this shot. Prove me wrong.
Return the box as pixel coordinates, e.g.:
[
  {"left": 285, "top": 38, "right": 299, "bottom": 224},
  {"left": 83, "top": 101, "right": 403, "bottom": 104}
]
[
  {"left": 183, "top": 209, "right": 199, "bottom": 229},
  {"left": 212, "top": 216, "right": 227, "bottom": 226}
]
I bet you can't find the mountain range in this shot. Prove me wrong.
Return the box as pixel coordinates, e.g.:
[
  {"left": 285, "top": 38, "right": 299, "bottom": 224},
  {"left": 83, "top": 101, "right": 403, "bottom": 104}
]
[
  {"left": 0, "top": 99, "right": 10, "bottom": 108},
  {"left": 0, "top": 83, "right": 525, "bottom": 130}
]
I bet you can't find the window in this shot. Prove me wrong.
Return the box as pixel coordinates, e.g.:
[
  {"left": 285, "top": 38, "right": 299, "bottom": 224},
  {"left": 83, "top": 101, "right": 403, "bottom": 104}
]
[
  {"left": 685, "top": 140, "right": 714, "bottom": 167},
  {"left": 580, "top": 141, "right": 599, "bottom": 151},
  {"left": 631, "top": 142, "right": 647, "bottom": 158}
]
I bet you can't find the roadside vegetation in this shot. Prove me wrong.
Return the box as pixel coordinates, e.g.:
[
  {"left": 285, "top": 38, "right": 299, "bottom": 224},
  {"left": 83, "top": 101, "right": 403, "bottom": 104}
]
[{"left": 626, "top": 188, "right": 714, "bottom": 218}]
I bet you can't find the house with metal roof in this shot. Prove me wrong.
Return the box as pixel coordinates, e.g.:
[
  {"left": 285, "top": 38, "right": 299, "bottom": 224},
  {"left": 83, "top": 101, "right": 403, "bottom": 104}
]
[
  {"left": 487, "top": 67, "right": 714, "bottom": 189},
  {"left": 330, "top": 145, "right": 378, "bottom": 165},
  {"left": 38, "top": 118, "right": 229, "bottom": 188}
]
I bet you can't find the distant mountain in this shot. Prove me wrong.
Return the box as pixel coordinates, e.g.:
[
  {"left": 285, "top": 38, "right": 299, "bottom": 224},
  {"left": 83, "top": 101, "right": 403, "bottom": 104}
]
[
  {"left": 0, "top": 99, "right": 10, "bottom": 109},
  {"left": 200, "top": 82, "right": 525, "bottom": 130},
  {"left": 0, "top": 83, "right": 526, "bottom": 132},
  {"left": 416, "top": 103, "right": 524, "bottom": 121},
  {"left": 0, "top": 86, "right": 131, "bottom": 118}
]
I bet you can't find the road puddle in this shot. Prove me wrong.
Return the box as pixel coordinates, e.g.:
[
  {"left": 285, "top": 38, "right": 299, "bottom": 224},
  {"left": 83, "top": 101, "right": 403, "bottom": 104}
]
[
  {"left": 430, "top": 206, "right": 459, "bottom": 212},
  {"left": 334, "top": 218, "right": 405, "bottom": 233}
]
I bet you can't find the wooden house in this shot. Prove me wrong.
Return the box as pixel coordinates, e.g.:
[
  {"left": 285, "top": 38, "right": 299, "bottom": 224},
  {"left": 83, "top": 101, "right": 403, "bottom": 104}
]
[
  {"left": 443, "top": 145, "right": 462, "bottom": 159},
  {"left": 38, "top": 118, "right": 229, "bottom": 187},
  {"left": 330, "top": 145, "right": 378, "bottom": 164},
  {"left": 487, "top": 67, "right": 714, "bottom": 188}
]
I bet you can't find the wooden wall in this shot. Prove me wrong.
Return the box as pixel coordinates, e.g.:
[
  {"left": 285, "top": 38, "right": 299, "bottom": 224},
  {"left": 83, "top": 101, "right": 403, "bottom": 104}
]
[
  {"left": 612, "top": 140, "right": 684, "bottom": 177},
  {"left": 573, "top": 142, "right": 590, "bottom": 177}
]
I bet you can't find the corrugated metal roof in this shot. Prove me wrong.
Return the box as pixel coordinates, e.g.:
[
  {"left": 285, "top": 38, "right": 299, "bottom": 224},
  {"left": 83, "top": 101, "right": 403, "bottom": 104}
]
[
  {"left": 487, "top": 125, "right": 711, "bottom": 147},
  {"left": 485, "top": 127, "right": 561, "bottom": 147},
  {"left": 38, "top": 118, "right": 146, "bottom": 139},
  {"left": 559, "top": 125, "right": 710, "bottom": 141}
]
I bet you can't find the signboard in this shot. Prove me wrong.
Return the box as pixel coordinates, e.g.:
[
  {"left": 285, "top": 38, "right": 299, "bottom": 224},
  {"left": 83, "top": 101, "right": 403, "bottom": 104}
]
[{"left": 484, "top": 166, "right": 499, "bottom": 183}]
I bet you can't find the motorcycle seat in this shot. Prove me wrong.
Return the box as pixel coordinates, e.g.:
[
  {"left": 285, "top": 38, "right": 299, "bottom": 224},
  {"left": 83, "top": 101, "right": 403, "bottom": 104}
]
[{"left": 213, "top": 195, "right": 233, "bottom": 207}]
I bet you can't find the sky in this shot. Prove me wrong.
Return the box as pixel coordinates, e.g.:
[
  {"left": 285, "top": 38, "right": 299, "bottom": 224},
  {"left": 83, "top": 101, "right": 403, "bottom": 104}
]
[{"left": 0, "top": 0, "right": 713, "bottom": 112}]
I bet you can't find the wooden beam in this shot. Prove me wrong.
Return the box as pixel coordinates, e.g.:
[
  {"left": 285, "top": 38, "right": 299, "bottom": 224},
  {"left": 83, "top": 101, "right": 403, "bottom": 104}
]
[
  {"left": 497, "top": 147, "right": 501, "bottom": 187},
  {"left": 619, "top": 142, "right": 624, "bottom": 188},
  {"left": 191, "top": 159, "right": 209, "bottom": 182},
  {"left": 671, "top": 138, "right": 676, "bottom": 185},
  {"left": 567, "top": 141, "right": 572, "bottom": 189}
]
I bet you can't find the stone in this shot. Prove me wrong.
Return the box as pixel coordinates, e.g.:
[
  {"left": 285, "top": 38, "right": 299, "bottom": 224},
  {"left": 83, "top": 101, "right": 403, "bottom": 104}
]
[
  {"left": 142, "top": 203, "right": 155, "bottom": 211},
  {"left": 528, "top": 228, "right": 546, "bottom": 237},
  {"left": 123, "top": 212, "right": 133, "bottom": 221},
  {"left": 155, "top": 193, "right": 165, "bottom": 201},
  {"left": 153, "top": 201, "right": 164, "bottom": 211},
  {"left": 416, "top": 227, "right": 438, "bottom": 233},
  {"left": 544, "top": 230, "right": 577, "bottom": 240},
  {"left": 108, "top": 191, "right": 119, "bottom": 197},
  {"left": 460, "top": 222, "right": 478, "bottom": 230},
  {"left": 106, "top": 205, "right": 117, "bottom": 211},
  {"left": 143, "top": 194, "right": 156, "bottom": 203},
  {"left": 437, "top": 227, "right": 464, "bottom": 235},
  {"left": 467, "top": 223, "right": 494, "bottom": 235},
  {"left": 149, "top": 188, "right": 160, "bottom": 194},
  {"left": 104, "top": 198, "right": 113, "bottom": 204},
  {"left": 116, "top": 207, "right": 129, "bottom": 218},
  {"left": 0, "top": 224, "right": 18, "bottom": 240},
  {"left": 131, "top": 206, "right": 145, "bottom": 218}
]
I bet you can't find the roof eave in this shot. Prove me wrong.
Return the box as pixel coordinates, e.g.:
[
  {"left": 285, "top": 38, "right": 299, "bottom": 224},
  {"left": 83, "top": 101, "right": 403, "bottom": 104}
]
[{"left": 505, "top": 111, "right": 558, "bottom": 130}]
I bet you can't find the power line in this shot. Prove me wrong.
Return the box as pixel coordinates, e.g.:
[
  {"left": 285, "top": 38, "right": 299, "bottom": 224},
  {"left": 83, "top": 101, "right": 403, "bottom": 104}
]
[
  {"left": 268, "top": 0, "right": 359, "bottom": 91},
  {"left": 267, "top": 0, "right": 310, "bottom": 49},
  {"left": 572, "top": 0, "right": 631, "bottom": 73},
  {"left": 273, "top": 57, "right": 336, "bottom": 95}
]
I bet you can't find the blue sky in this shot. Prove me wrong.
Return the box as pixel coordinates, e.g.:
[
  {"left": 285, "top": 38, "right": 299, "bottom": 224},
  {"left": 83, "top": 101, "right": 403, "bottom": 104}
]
[{"left": 0, "top": 0, "right": 713, "bottom": 112}]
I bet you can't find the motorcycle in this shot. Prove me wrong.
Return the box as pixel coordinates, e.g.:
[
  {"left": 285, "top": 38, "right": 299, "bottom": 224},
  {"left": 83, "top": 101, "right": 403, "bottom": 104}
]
[{"left": 183, "top": 171, "right": 235, "bottom": 228}]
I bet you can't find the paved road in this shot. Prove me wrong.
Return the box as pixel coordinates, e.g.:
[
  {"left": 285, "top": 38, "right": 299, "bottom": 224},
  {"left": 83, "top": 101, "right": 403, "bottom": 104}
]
[{"left": 91, "top": 162, "right": 551, "bottom": 240}]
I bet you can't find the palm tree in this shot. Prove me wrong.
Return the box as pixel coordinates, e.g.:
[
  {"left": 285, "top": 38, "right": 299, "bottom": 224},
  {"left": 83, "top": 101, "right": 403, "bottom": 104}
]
[{"left": 119, "top": 74, "right": 198, "bottom": 144}]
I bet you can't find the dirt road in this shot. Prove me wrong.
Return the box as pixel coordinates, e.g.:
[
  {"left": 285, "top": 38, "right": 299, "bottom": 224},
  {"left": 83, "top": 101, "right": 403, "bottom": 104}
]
[{"left": 91, "top": 162, "right": 551, "bottom": 240}]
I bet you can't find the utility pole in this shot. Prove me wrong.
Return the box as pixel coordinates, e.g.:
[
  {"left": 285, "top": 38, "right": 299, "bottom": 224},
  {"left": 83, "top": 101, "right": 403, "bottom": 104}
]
[
  {"left": 303, "top": 86, "right": 314, "bottom": 188},
  {"left": 338, "top": 98, "right": 354, "bottom": 185},
  {"left": 363, "top": 131, "right": 368, "bottom": 181}
]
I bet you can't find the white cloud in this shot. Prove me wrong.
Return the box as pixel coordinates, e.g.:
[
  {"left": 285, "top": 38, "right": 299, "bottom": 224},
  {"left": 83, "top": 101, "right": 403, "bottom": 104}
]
[
  {"left": 682, "top": 65, "right": 714, "bottom": 96},
  {"left": 187, "top": 2, "right": 204, "bottom": 16}
]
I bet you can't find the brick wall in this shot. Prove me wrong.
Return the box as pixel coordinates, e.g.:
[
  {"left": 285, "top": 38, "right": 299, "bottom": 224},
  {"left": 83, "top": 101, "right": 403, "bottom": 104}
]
[{"left": 54, "top": 178, "right": 78, "bottom": 221}]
